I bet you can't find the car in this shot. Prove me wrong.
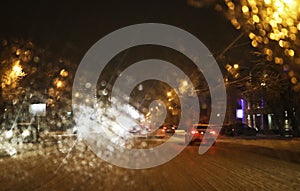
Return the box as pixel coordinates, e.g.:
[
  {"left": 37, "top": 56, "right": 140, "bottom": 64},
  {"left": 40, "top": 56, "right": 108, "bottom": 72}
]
[
  {"left": 129, "top": 125, "right": 152, "bottom": 138},
  {"left": 161, "top": 124, "right": 177, "bottom": 134},
  {"left": 154, "top": 126, "right": 166, "bottom": 138},
  {"left": 129, "top": 125, "right": 141, "bottom": 134},
  {"left": 220, "top": 124, "right": 235, "bottom": 136},
  {"left": 229, "top": 123, "right": 258, "bottom": 136},
  {"left": 185, "top": 124, "right": 217, "bottom": 145}
]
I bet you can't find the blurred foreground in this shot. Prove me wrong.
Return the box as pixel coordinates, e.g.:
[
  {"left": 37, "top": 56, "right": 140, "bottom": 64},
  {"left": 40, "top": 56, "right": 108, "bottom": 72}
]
[{"left": 0, "top": 135, "right": 300, "bottom": 191}]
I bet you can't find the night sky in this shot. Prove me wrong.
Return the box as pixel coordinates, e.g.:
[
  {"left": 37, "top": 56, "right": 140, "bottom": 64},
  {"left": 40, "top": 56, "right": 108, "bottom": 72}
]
[{"left": 0, "top": 0, "right": 250, "bottom": 65}]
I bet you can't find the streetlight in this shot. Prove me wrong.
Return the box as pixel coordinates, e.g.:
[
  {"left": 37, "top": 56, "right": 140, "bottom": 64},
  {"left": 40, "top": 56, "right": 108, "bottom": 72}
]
[
  {"left": 167, "top": 91, "right": 172, "bottom": 97},
  {"left": 226, "top": 64, "right": 240, "bottom": 78},
  {"left": 56, "top": 81, "right": 63, "bottom": 88},
  {"left": 60, "top": 69, "right": 68, "bottom": 77},
  {"left": 233, "top": 64, "right": 239, "bottom": 69},
  {"left": 54, "top": 78, "right": 64, "bottom": 89}
]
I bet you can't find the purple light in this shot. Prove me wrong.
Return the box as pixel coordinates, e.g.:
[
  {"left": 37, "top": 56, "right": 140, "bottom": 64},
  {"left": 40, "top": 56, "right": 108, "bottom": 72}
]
[
  {"left": 236, "top": 109, "right": 243, "bottom": 118},
  {"left": 240, "top": 99, "right": 245, "bottom": 111},
  {"left": 237, "top": 99, "right": 245, "bottom": 121},
  {"left": 261, "top": 99, "right": 264, "bottom": 108}
]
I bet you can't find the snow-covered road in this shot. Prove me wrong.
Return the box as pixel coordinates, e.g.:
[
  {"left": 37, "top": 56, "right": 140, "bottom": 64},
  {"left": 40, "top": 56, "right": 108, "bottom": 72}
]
[{"left": 1, "top": 137, "right": 299, "bottom": 191}]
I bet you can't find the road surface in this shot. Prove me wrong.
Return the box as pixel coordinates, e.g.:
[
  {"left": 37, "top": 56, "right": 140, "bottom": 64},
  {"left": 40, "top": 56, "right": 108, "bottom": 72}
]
[{"left": 1, "top": 137, "right": 300, "bottom": 191}]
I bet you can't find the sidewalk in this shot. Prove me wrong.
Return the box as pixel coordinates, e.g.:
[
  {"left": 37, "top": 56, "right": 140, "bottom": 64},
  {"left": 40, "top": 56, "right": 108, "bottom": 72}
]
[{"left": 218, "top": 135, "right": 300, "bottom": 152}]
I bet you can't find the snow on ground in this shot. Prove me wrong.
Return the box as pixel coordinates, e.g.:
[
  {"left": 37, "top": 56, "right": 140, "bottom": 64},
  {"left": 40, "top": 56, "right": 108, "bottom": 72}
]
[{"left": 218, "top": 136, "right": 300, "bottom": 152}]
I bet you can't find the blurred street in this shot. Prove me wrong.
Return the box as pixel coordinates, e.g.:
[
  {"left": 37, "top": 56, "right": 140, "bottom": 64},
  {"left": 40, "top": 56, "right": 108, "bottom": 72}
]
[
  {"left": 1, "top": 1, "right": 300, "bottom": 190},
  {"left": 1, "top": 136, "right": 300, "bottom": 191}
]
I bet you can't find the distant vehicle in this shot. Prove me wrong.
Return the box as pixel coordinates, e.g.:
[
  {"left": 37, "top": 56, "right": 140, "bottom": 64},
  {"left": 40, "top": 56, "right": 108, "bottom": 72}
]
[
  {"left": 129, "top": 126, "right": 141, "bottom": 134},
  {"left": 129, "top": 125, "right": 151, "bottom": 138},
  {"left": 220, "top": 124, "right": 232, "bottom": 136},
  {"left": 185, "top": 124, "right": 218, "bottom": 145},
  {"left": 222, "top": 124, "right": 240, "bottom": 136},
  {"left": 155, "top": 126, "right": 166, "bottom": 138},
  {"left": 228, "top": 123, "right": 258, "bottom": 136},
  {"left": 161, "top": 124, "right": 177, "bottom": 134}
]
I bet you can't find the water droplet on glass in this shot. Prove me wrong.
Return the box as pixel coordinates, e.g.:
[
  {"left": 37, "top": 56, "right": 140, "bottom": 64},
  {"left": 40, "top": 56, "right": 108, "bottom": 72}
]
[
  {"left": 101, "top": 80, "right": 107, "bottom": 87},
  {"left": 138, "top": 84, "right": 143, "bottom": 91},
  {"left": 31, "top": 67, "right": 37, "bottom": 74},
  {"left": 85, "top": 82, "right": 91, "bottom": 89},
  {"left": 102, "top": 89, "right": 108, "bottom": 96},
  {"left": 33, "top": 56, "right": 40, "bottom": 63},
  {"left": 2, "top": 39, "right": 7, "bottom": 46},
  {"left": 12, "top": 99, "right": 18, "bottom": 105},
  {"left": 16, "top": 49, "right": 22, "bottom": 56}
]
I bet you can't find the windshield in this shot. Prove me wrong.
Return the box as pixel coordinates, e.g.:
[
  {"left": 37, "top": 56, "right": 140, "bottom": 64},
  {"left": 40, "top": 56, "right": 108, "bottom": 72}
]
[{"left": 1, "top": 1, "right": 300, "bottom": 191}]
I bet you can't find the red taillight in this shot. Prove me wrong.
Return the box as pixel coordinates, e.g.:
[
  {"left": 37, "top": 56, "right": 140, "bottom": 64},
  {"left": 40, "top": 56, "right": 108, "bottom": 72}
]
[
  {"left": 191, "top": 130, "right": 198, "bottom": 134},
  {"left": 163, "top": 127, "right": 167, "bottom": 130}
]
